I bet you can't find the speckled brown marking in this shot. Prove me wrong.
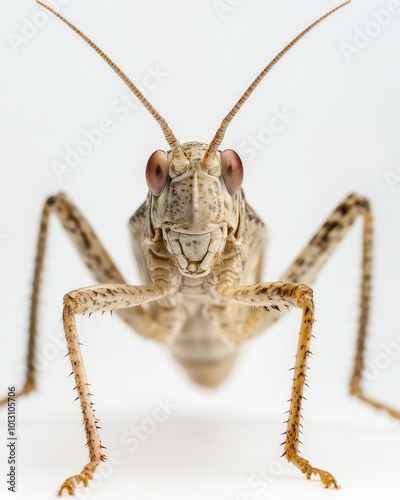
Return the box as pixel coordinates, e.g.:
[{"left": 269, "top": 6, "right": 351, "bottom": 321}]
[
  {"left": 4, "top": 0, "right": 399, "bottom": 496},
  {"left": 216, "top": 281, "right": 338, "bottom": 483},
  {"left": 58, "top": 282, "right": 167, "bottom": 494}
]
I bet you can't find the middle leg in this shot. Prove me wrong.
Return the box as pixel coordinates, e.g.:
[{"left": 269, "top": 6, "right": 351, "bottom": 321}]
[{"left": 235, "top": 193, "right": 399, "bottom": 417}]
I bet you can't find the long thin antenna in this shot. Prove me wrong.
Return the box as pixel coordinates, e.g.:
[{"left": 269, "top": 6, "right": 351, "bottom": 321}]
[
  {"left": 202, "top": 1, "right": 351, "bottom": 172},
  {"left": 36, "top": 0, "right": 189, "bottom": 173}
]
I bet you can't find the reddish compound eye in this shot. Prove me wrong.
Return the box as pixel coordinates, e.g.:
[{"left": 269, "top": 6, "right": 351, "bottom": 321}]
[
  {"left": 221, "top": 149, "right": 243, "bottom": 195},
  {"left": 146, "top": 150, "right": 168, "bottom": 196}
]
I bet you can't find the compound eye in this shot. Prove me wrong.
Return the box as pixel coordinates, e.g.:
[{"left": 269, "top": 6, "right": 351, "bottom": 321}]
[
  {"left": 221, "top": 149, "right": 243, "bottom": 195},
  {"left": 146, "top": 150, "right": 168, "bottom": 196}
]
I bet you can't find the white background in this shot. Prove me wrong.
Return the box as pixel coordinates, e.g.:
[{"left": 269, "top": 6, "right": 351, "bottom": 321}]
[{"left": 1, "top": 0, "right": 400, "bottom": 499}]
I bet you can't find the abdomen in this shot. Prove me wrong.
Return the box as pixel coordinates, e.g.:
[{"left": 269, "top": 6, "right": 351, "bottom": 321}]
[{"left": 169, "top": 314, "right": 240, "bottom": 388}]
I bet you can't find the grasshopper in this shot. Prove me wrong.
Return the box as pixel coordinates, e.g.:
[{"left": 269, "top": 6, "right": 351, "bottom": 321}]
[{"left": 2, "top": 0, "right": 399, "bottom": 495}]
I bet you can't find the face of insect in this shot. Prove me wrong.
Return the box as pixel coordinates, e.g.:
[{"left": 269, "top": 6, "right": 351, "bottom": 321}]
[{"left": 146, "top": 142, "right": 244, "bottom": 277}]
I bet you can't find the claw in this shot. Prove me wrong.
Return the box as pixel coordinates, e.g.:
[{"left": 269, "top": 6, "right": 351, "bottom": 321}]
[
  {"left": 321, "top": 473, "right": 339, "bottom": 489},
  {"left": 58, "top": 461, "right": 99, "bottom": 496},
  {"left": 289, "top": 454, "right": 340, "bottom": 489}
]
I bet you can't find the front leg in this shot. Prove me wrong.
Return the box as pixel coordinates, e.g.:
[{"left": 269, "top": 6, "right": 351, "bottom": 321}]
[
  {"left": 0, "top": 193, "right": 156, "bottom": 405},
  {"left": 59, "top": 281, "right": 168, "bottom": 496},
  {"left": 231, "top": 193, "right": 399, "bottom": 418},
  {"left": 218, "top": 281, "right": 338, "bottom": 488}
]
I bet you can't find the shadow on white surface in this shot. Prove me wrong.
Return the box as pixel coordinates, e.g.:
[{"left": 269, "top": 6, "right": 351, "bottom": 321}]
[{"left": 2, "top": 412, "right": 399, "bottom": 500}]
